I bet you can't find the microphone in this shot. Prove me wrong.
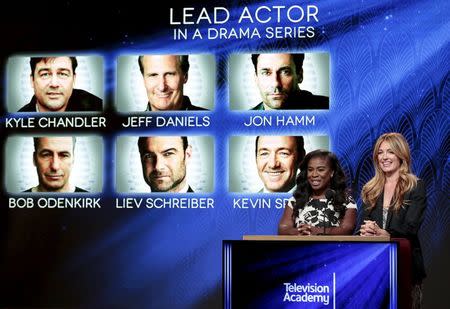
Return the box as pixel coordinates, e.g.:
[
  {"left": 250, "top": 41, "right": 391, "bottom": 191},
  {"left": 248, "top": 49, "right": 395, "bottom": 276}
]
[{"left": 323, "top": 189, "right": 336, "bottom": 235}]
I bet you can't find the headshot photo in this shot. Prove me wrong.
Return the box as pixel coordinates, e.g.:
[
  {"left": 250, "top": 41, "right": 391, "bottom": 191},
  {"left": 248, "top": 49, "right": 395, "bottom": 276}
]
[
  {"left": 229, "top": 135, "right": 329, "bottom": 193},
  {"left": 116, "top": 54, "right": 215, "bottom": 112},
  {"left": 7, "top": 55, "right": 103, "bottom": 113},
  {"left": 4, "top": 135, "right": 103, "bottom": 193},
  {"left": 116, "top": 135, "right": 214, "bottom": 193},
  {"left": 229, "top": 53, "right": 329, "bottom": 110}
]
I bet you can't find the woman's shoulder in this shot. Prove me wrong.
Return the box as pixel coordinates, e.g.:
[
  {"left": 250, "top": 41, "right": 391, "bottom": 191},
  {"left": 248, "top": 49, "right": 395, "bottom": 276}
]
[
  {"left": 343, "top": 193, "right": 357, "bottom": 209},
  {"left": 407, "top": 178, "right": 426, "bottom": 196},
  {"left": 286, "top": 196, "right": 296, "bottom": 209},
  {"left": 415, "top": 178, "right": 425, "bottom": 188}
]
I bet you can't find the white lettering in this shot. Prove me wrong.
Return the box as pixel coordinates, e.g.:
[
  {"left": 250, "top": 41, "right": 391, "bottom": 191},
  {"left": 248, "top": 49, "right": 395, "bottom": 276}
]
[
  {"left": 243, "top": 116, "right": 272, "bottom": 127},
  {"left": 5, "top": 117, "right": 35, "bottom": 128},
  {"left": 169, "top": 7, "right": 230, "bottom": 25},
  {"left": 116, "top": 198, "right": 143, "bottom": 209},
  {"left": 233, "top": 198, "right": 271, "bottom": 209},
  {"left": 9, "top": 197, "right": 34, "bottom": 208}
]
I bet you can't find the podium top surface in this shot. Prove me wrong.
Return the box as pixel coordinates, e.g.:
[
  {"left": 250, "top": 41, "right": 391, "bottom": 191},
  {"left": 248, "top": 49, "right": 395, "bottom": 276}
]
[{"left": 242, "top": 235, "right": 390, "bottom": 242}]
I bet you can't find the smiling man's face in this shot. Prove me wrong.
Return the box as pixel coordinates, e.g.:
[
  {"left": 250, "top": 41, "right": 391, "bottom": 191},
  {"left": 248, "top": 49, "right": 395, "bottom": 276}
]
[
  {"left": 141, "top": 55, "right": 187, "bottom": 111},
  {"left": 256, "top": 136, "right": 298, "bottom": 192},
  {"left": 30, "top": 57, "right": 75, "bottom": 112}
]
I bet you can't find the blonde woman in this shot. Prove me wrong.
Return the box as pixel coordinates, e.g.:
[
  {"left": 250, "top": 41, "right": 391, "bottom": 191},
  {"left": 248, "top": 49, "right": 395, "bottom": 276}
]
[{"left": 359, "top": 132, "right": 427, "bottom": 308}]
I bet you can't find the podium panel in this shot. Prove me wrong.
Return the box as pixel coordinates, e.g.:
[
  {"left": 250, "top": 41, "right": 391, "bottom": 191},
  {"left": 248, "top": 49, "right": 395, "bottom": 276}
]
[{"left": 223, "top": 237, "right": 397, "bottom": 309}]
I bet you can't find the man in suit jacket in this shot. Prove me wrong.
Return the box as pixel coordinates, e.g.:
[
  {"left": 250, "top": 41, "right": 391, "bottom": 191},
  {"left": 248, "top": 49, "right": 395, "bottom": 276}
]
[{"left": 138, "top": 136, "right": 194, "bottom": 193}]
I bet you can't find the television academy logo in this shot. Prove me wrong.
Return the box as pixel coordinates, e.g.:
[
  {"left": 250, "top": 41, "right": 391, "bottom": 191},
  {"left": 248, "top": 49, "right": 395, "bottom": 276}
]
[{"left": 283, "top": 279, "right": 334, "bottom": 306}]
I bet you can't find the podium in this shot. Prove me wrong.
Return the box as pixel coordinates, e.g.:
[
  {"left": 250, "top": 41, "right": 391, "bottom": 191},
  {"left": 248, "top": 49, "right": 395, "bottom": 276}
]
[{"left": 223, "top": 236, "right": 398, "bottom": 309}]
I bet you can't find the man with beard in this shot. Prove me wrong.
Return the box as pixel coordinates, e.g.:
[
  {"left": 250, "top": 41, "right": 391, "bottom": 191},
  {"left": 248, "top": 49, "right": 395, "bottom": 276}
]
[{"left": 138, "top": 136, "right": 194, "bottom": 192}]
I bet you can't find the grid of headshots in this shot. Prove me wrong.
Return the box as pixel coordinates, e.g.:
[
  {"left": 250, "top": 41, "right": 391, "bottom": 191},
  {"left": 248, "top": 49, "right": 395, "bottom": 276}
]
[{"left": 3, "top": 52, "right": 330, "bottom": 194}]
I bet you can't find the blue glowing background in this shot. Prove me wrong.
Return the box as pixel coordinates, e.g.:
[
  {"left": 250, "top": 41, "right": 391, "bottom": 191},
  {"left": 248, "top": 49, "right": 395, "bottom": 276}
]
[{"left": 1, "top": 0, "right": 448, "bottom": 308}]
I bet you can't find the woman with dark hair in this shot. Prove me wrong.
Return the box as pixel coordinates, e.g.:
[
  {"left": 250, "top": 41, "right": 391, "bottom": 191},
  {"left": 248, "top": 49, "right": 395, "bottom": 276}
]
[
  {"left": 278, "top": 149, "right": 357, "bottom": 235},
  {"left": 359, "top": 132, "right": 426, "bottom": 308}
]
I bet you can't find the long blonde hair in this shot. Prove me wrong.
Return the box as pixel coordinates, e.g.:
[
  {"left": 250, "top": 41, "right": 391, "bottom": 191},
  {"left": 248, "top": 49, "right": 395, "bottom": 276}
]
[{"left": 362, "top": 133, "right": 417, "bottom": 211}]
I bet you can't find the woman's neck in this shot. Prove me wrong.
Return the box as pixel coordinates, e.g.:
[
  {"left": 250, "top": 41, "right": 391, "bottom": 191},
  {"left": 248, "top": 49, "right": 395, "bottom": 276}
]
[
  {"left": 384, "top": 171, "right": 400, "bottom": 185},
  {"left": 311, "top": 190, "right": 326, "bottom": 199}
]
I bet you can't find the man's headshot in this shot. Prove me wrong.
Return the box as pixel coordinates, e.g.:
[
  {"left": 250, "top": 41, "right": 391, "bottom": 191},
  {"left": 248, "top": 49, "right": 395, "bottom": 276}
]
[
  {"left": 228, "top": 53, "right": 329, "bottom": 110},
  {"left": 138, "top": 136, "right": 193, "bottom": 192},
  {"left": 13, "top": 56, "right": 102, "bottom": 112},
  {"left": 115, "top": 55, "right": 215, "bottom": 112},
  {"left": 255, "top": 136, "right": 305, "bottom": 192},
  {"left": 28, "top": 137, "right": 86, "bottom": 192},
  {"left": 229, "top": 135, "right": 329, "bottom": 192},
  {"left": 30, "top": 57, "right": 75, "bottom": 112},
  {"left": 138, "top": 55, "right": 207, "bottom": 111},
  {"left": 4, "top": 136, "right": 103, "bottom": 193},
  {"left": 116, "top": 136, "right": 214, "bottom": 193},
  {"left": 31, "top": 137, "right": 80, "bottom": 192}
]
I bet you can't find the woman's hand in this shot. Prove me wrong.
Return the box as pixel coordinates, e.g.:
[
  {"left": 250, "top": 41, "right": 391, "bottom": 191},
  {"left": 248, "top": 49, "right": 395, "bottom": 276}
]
[
  {"left": 360, "top": 220, "right": 390, "bottom": 237},
  {"left": 278, "top": 205, "right": 302, "bottom": 235},
  {"left": 298, "top": 224, "right": 312, "bottom": 235}
]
